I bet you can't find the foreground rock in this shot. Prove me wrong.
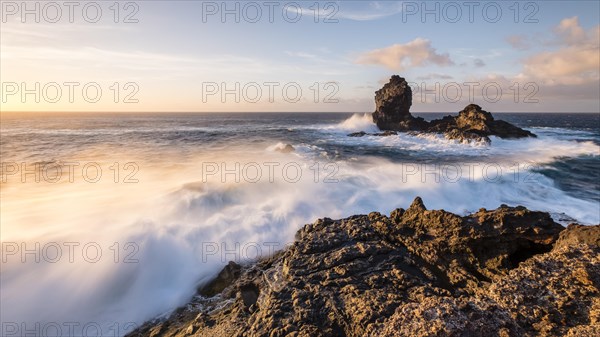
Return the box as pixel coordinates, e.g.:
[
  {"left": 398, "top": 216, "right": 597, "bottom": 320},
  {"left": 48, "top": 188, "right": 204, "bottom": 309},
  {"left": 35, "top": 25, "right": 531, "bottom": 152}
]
[
  {"left": 128, "top": 199, "right": 599, "bottom": 337},
  {"left": 370, "top": 76, "right": 537, "bottom": 143}
]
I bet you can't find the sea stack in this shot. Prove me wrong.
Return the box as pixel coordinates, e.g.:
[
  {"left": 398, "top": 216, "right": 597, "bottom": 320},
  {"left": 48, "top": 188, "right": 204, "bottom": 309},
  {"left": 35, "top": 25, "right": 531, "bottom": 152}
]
[
  {"left": 370, "top": 75, "right": 537, "bottom": 143},
  {"left": 371, "top": 75, "right": 427, "bottom": 131}
]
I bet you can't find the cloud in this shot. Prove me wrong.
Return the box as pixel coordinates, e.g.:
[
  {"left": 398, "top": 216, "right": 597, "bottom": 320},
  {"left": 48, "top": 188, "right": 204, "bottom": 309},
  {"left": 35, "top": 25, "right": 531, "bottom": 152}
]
[
  {"left": 473, "top": 58, "right": 485, "bottom": 67},
  {"left": 284, "top": 51, "right": 318, "bottom": 60},
  {"left": 356, "top": 38, "right": 454, "bottom": 71},
  {"left": 450, "top": 17, "right": 600, "bottom": 109},
  {"left": 523, "top": 48, "right": 599, "bottom": 84},
  {"left": 506, "top": 35, "right": 530, "bottom": 50},
  {"left": 555, "top": 16, "right": 588, "bottom": 45},
  {"left": 521, "top": 17, "right": 599, "bottom": 85},
  {"left": 285, "top": 1, "right": 403, "bottom": 22},
  {"left": 416, "top": 73, "right": 454, "bottom": 80}
]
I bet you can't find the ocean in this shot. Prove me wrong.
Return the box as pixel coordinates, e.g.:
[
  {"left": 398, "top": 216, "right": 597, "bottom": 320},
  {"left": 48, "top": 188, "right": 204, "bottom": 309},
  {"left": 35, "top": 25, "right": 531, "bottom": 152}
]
[{"left": 1, "top": 112, "right": 599, "bottom": 336}]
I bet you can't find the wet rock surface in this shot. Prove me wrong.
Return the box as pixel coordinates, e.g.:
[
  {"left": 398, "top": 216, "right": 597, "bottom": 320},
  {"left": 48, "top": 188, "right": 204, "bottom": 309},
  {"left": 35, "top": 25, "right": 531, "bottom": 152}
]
[
  {"left": 127, "top": 198, "right": 599, "bottom": 337},
  {"left": 347, "top": 130, "right": 398, "bottom": 137},
  {"left": 370, "top": 76, "right": 537, "bottom": 143}
]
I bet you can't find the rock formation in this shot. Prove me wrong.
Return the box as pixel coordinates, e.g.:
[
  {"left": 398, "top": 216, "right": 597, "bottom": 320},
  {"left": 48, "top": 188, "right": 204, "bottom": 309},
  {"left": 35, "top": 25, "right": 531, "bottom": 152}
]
[
  {"left": 348, "top": 130, "right": 397, "bottom": 137},
  {"left": 127, "top": 199, "right": 599, "bottom": 337},
  {"left": 371, "top": 75, "right": 428, "bottom": 131},
  {"left": 428, "top": 104, "right": 537, "bottom": 143},
  {"left": 369, "top": 76, "right": 537, "bottom": 143}
]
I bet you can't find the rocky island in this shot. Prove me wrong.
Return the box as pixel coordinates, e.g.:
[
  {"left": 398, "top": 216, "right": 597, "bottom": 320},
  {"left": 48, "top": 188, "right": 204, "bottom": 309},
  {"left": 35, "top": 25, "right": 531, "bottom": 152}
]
[
  {"left": 128, "top": 198, "right": 599, "bottom": 337},
  {"left": 355, "top": 75, "right": 537, "bottom": 144}
]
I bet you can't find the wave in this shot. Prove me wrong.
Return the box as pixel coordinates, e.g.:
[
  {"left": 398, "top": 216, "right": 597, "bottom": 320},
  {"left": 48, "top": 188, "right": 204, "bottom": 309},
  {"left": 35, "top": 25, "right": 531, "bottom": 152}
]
[
  {"left": 313, "top": 122, "right": 599, "bottom": 164},
  {"left": 1, "top": 119, "right": 599, "bottom": 337},
  {"left": 323, "top": 113, "right": 380, "bottom": 133}
]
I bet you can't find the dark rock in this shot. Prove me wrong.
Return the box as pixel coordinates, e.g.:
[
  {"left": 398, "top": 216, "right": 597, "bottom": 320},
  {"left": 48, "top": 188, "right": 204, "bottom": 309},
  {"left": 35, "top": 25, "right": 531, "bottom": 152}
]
[
  {"left": 128, "top": 199, "right": 599, "bottom": 337},
  {"left": 372, "top": 130, "right": 398, "bottom": 137},
  {"left": 239, "top": 283, "right": 260, "bottom": 308},
  {"left": 370, "top": 76, "right": 536, "bottom": 143},
  {"left": 456, "top": 103, "right": 495, "bottom": 131},
  {"left": 444, "top": 128, "right": 491, "bottom": 144},
  {"left": 371, "top": 75, "right": 428, "bottom": 131},
  {"left": 372, "top": 75, "right": 412, "bottom": 124},
  {"left": 447, "top": 104, "right": 536, "bottom": 140},
  {"left": 490, "top": 119, "right": 537, "bottom": 139},
  {"left": 198, "top": 261, "right": 242, "bottom": 297},
  {"left": 407, "top": 195, "right": 426, "bottom": 212},
  {"left": 348, "top": 130, "right": 398, "bottom": 137}
]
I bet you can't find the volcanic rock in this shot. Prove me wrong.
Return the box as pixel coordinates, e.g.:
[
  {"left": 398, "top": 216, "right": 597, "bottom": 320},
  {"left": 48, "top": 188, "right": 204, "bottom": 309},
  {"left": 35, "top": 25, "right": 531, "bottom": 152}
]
[
  {"left": 429, "top": 104, "right": 537, "bottom": 143},
  {"left": 372, "top": 130, "right": 398, "bottom": 137},
  {"left": 198, "top": 261, "right": 242, "bottom": 297},
  {"left": 347, "top": 130, "right": 398, "bottom": 137},
  {"left": 370, "top": 76, "right": 536, "bottom": 143},
  {"left": 371, "top": 75, "right": 428, "bottom": 131},
  {"left": 554, "top": 223, "right": 600, "bottom": 249},
  {"left": 127, "top": 198, "right": 599, "bottom": 337}
]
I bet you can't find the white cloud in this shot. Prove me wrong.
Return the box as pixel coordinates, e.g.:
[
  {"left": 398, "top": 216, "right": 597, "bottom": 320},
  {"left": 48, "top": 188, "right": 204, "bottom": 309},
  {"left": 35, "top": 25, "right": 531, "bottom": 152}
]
[
  {"left": 355, "top": 38, "right": 454, "bottom": 71},
  {"left": 506, "top": 35, "right": 530, "bottom": 50},
  {"left": 285, "top": 1, "right": 403, "bottom": 22},
  {"left": 284, "top": 51, "right": 318, "bottom": 60},
  {"left": 521, "top": 17, "right": 599, "bottom": 86},
  {"left": 415, "top": 73, "right": 454, "bottom": 80},
  {"left": 555, "top": 16, "right": 588, "bottom": 45},
  {"left": 523, "top": 48, "right": 599, "bottom": 84}
]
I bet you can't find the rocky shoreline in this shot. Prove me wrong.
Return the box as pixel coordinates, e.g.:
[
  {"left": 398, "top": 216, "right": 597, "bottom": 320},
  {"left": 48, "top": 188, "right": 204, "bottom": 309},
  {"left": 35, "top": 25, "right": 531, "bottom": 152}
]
[
  {"left": 127, "top": 198, "right": 599, "bottom": 337},
  {"left": 357, "top": 75, "right": 537, "bottom": 144}
]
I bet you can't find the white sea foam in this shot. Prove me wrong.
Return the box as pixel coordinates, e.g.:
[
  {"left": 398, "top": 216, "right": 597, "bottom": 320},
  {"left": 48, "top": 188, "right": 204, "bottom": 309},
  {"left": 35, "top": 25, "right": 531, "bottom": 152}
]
[
  {"left": 1, "top": 116, "right": 599, "bottom": 336},
  {"left": 318, "top": 115, "right": 600, "bottom": 164},
  {"left": 324, "top": 113, "right": 380, "bottom": 133}
]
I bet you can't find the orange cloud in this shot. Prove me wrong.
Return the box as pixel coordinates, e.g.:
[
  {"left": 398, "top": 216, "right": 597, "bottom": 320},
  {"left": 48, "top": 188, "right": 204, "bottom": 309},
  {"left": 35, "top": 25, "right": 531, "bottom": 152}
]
[
  {"left": 356, "top": 38, "right": 454, "bottom": 71},
  {"left": 555, "top": 16, "right": 587, "bottom": 45},
  {"left": 521, "top": 17, "right": 599, "bottom": 85}
]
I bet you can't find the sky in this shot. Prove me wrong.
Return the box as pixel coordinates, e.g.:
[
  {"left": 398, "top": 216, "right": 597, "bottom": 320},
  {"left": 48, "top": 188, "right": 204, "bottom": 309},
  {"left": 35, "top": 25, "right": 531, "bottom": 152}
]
[{"left": 1, "top": 0, "right": 599, "bottom": 113}]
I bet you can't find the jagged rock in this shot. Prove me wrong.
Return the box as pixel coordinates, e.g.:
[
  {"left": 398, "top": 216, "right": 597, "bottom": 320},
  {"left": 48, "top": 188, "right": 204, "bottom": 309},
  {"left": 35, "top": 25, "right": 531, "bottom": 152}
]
[
  {"left": 455, "top": 103, "right": 495, "bottom": 131},
  {"left": 372, "top": 130, "right": 398, "bottom": 137},
  {"left": 373, "top": 296, "right": 524, "bottom": 336},
  {"left": 198, "top": 261, "right": 241, "bottom": 297},
  {"left": 347, "top": 130, "right": 398, "bottom": 137},
  {"left": 371, "top": 75, "right": 428, "bottom": 131},
  {"left": 375, "top": 244, "right": 600, "bottom": 337},
  {"left": 554, "top": 223, "right": 600, "bottom": 249},
  {"left": 369, "top": 76, "right": 536, "bottom": 143},
  {"left": 444, "top": 128, "right": 491, "bottom": 144},
  {"left": 373, "top": 75, "right": 412, "bottom": 121},
  {"left": 127, "top": 199, "right": 599, "bottom": 337},
  {"left": 431, "top": 104, "right": 537, "bottom": 141}
]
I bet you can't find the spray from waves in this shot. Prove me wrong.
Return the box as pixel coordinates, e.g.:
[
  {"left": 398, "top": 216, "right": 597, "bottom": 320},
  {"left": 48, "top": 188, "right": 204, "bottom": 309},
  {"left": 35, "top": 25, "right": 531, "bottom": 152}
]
[
  {"left": 324, "top": 113, "right": 380, "bottom": 133},
  {"left": 316, "top": 122, "right": 599, "bottom": 163},
  {"left": 1, "top": 131, "right": 599, "bottom": 336}
]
